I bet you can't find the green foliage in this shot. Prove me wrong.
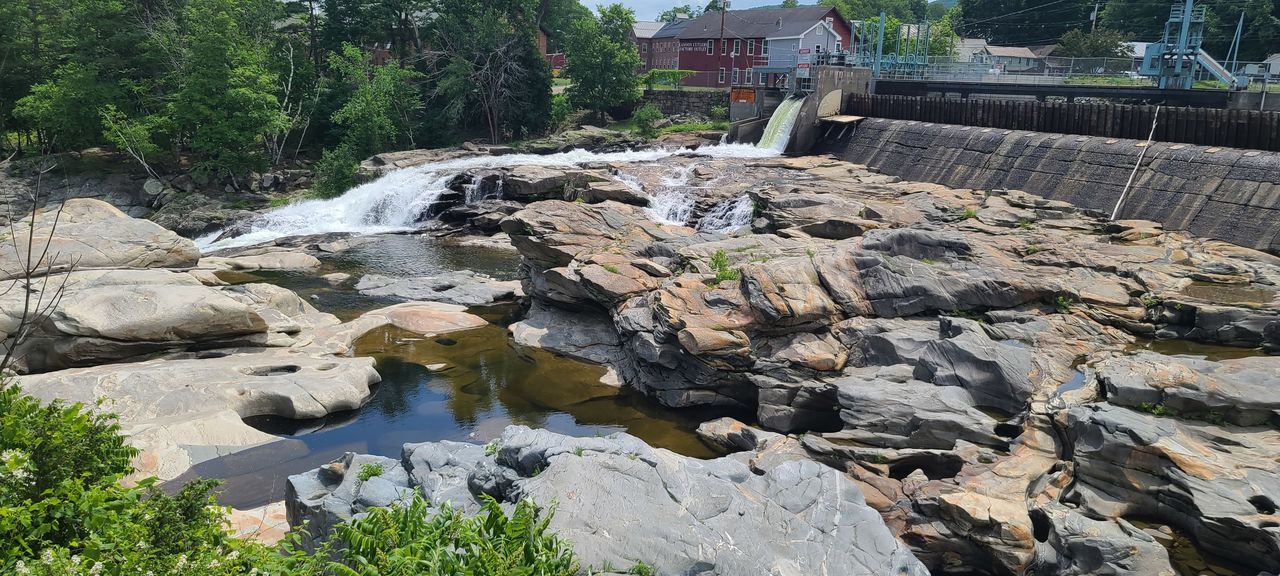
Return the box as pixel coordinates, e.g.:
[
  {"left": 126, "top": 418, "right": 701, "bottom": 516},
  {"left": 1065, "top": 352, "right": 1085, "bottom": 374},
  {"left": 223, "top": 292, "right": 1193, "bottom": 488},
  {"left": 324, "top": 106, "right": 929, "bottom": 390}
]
[
  {"left": 961, "top": 207, "right": 978, "bottom": 219},
  {"left": 356, "top": 463, "right": 384, "bottom": 482},
  {"left": 551, "top": 94, "right": 575, "bottom": 131},
  {"left": 1055, "top": 28, "right": 1131, "bottom": 58},
  {"left": 641, "top": 69, "right": 696, "bottom": 90},
  {"left": 564, "top": 5, "right": 642, "bottom": 121},
  {"left": 311, "top": 144, "right": 359, "bottom": 199},
  {"left": 484, "top": 441, "right": 501, "bottom": 456},
  {"left": 14, "top": 63, "right": 117, "bottom": 150},
  {"left": 628, "top": 561, "right": 657, "bottom": 575},
  {"left": 175, "top": 0, "right": 289, "bottom": 178},
  {"left": 658, "top": 5, "right": 702, "bottom": 22},
  {"left": 1137, "top": 402, "right": 1170, "bottom": 417},
  {"left": 707, "top": 249, "right": 741, "bottom": 286},
  {"left": 1140, "top": 294, "right": 1162, "bottom": 308},
  {"left": 601, "top": 264, "right": 621, "bottom": 274},
  {"left": 328, "top": 43, "right": 423, "bottom": 158},
  {"left": 1024, "top": 244, "right": 1041, "bottom": 254},
  {"left": 920, "top": 257, "right": 937, "bottom": 265},
  {"left": 304, "top": 494, "right": 578, "bottom": 575},
  {"left": 1054, "top": 295, "right": 1075, "bottom": 313},
  {"left": 0, "top": 385, "right": 278, "bottom": 574},
  {"left": 959, "top": 0, "right": 1093, "bottom": 46},
  {"left": 1017, "top": 219, "right": 1035, "bottom": 230},
  {"left": 268, "top": 196, "right": 292, "bottom": 208},
  {"left": 632, "top": 103, "right": 664, "bottom": 138},
  {"left": 709, "top": 105, "right": 728, "bottom": 121}
]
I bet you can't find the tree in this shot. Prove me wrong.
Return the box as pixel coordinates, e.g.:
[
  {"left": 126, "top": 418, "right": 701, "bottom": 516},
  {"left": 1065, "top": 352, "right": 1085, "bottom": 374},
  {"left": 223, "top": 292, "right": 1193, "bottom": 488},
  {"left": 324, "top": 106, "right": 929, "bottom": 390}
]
[
  {"left": 658, "top": 4, "right": 703, "bottom": 21},
  {"left": 782, "top": 0, "right": 801, "bottom": 7},
  {"left": 957, "top": 0, "right": 1094, "bottom": 46},
  {"left": 173, "top": 0, "right": 287, "bottom": 177},
  {"left": 327, "top": 43, "right": 422, "bottom": 157},
  {"left": 1101, "top": 0, "right": 1279, "bottom": 62},
  {"left": 426, "top": 0, "right": 553, "bottom": 143},
  {"left": 1054, "top": 28, "right": 1130, "bottom": 58},
  {"left": 563, "top": 4, "right": 642, "bottom": 122},
  {"left": 822, "top": 0, "right": 928, "bottom": 22}
]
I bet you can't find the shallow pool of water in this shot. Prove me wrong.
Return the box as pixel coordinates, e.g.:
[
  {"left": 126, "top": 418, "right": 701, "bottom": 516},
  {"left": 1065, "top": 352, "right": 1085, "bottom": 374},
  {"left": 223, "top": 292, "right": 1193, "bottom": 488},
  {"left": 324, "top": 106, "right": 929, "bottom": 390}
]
[
  {"left": 191, "top": 324, "right": 734, "bottom": 508},
  {"left": 1126, "top": 338, "right": 1268, "bottom": 361}
]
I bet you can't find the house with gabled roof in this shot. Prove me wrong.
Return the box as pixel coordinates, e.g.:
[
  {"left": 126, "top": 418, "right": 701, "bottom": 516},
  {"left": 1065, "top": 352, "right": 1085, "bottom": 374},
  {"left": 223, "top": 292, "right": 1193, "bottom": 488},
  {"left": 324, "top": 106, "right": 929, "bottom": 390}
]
[{"left": 672, "top": 6, "right": 851, "bottom": 88}]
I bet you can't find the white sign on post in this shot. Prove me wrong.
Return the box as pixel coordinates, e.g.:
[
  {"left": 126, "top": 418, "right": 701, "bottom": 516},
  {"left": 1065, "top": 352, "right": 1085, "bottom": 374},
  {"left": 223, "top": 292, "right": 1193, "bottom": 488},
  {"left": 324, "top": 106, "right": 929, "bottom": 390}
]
[{"left": 797, "top": 63, "right": 811, "bottom": 78}]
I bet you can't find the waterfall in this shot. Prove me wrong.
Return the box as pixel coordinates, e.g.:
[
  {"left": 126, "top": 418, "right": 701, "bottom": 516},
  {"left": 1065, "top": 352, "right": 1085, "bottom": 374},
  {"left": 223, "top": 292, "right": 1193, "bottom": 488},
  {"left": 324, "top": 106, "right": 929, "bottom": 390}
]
[
  {"left": 757, "top": 97, "right": 805, "bottom": 153},
  {"left": 197, "top": 143, "right": 778, "bottom": 251},
  {"left": 640, "top": 164, "right": 703, "bottom": 225},
  {"left": 697, "top": 196, "right": 754, "bottom": 233}
]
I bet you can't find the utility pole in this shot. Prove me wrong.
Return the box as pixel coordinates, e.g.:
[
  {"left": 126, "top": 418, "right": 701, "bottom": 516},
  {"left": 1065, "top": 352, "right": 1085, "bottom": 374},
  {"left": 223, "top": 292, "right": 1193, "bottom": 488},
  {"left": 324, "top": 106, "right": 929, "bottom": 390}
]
[{"left": 1090, "top": 2, "right": 1101, "bottom": 32}]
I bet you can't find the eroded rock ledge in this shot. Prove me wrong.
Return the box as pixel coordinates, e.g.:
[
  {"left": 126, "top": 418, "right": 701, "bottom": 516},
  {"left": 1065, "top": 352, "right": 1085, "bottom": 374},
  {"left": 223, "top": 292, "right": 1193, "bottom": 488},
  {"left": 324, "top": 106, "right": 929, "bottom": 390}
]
[
  {"left": 494, "top": 156, "right": 1280, "bottom": 574},
  {"left": 286, "top": 425, "right": 929, "bottom": 575}
]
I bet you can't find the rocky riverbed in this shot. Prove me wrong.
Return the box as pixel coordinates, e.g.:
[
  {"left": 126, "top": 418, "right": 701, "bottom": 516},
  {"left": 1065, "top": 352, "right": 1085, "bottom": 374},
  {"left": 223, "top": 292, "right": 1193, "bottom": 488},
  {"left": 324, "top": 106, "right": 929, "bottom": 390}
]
[{"left": 6, "top": 142, "right": 1279, "bottom": 575}]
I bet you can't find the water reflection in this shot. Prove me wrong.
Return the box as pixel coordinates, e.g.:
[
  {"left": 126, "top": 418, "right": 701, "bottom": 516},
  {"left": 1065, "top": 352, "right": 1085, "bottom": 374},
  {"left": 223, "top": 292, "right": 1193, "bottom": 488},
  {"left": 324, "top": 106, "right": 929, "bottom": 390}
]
[{"left": 198, "top": 325, "right": 731, "bottom": 508}]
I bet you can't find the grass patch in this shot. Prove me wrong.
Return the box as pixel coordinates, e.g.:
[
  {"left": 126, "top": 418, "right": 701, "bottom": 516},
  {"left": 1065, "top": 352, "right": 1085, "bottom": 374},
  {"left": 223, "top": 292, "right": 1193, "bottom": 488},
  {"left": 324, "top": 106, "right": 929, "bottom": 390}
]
[
  {"left": 961, "top": 207, "right": 978, "bottom": 219},
  {"left": 601, "top": 264, "right": 620, "bottom": 274},
  {"left": 1017, "top": 219, "right": 1035, "bottom": 230},
  {"left": 1054, "top": 295, "right": 1075, "bottom": 313},
  {"left": 1025, "top": 244, "right": 1041, "bottom": 254},
  {"left": 268, "top": 196, "right": 291, "bottom": 208}
]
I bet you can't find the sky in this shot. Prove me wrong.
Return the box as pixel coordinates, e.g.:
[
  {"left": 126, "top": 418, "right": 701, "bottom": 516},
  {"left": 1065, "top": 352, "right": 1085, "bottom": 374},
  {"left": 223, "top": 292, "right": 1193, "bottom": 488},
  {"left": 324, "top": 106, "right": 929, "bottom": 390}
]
[{"left": 616, "top": 0, "right": 800, "bottom": 22}]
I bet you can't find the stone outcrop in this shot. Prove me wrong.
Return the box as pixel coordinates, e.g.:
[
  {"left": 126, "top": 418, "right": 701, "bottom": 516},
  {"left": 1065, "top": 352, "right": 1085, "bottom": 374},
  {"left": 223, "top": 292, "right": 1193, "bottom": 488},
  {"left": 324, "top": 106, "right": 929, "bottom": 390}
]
[
  {"left": 287, "top": 426, "right": 928, "bottom": 575},
  {"left": 356, "top": 271, "right": 522, "bottom": 307},
  {"left": 1, "top": 198, "right": 199, "bottom": 279},
  {"left": 497, "top": 155, "right": 1280, "bottom": 574},
  {"left": 8, "top": 200, "right": 488, "bottom": 484}
]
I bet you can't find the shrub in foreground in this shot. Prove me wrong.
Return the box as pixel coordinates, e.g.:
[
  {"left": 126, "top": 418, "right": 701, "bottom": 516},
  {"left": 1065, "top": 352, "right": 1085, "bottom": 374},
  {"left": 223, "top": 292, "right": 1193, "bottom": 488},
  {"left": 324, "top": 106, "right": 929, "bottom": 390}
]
[{"left": 1, "top": 384, "right": 582, "bottom": 575}]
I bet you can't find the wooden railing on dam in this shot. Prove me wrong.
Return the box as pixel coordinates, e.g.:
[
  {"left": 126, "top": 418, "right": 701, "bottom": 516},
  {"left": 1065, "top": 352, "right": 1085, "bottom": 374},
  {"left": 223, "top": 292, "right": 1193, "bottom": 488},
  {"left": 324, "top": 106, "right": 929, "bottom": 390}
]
[{"left": 845, "top": 94, "right": 1280, "bottom": 152}]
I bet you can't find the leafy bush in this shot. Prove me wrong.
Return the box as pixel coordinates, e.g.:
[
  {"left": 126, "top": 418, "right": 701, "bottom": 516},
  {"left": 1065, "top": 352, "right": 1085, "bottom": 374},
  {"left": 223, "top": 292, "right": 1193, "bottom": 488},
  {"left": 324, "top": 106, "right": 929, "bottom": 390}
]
[
  {"left": 709, "top": 105, "right": 728, "bottom": 121},
  {"left": 0, "top": 383, "right": 590, "bottom": 575},
  {"left": 309, "top": 494, "right": 578, "bottom": 575},
  {"left": 707, "top": 249, "right": 740, "bottom": 286},
  {"left": 551, "top": 93, "right": 574, "bottom": 131},
  {"left": 311, "top": 144, "right": 359, "bottom": 199},
  {"left": 632, "top": 103, "right": 664, "bottom": 138},
  {"left": 641, "top": 69, "right": 696, "bottom": 90},
  {"left": 0, "top": 385, "right": 276, "bottom": 574},
  {"left": 356, "top": 463, "right": 383, "bottom": 482}
]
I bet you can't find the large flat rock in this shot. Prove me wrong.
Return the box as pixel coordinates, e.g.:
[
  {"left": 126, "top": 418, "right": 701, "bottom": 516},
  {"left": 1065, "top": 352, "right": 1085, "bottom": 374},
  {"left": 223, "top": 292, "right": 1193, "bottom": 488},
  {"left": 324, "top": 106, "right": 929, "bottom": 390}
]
[{"left": 286, "top": 426, "right": 928, "bottom": 575}]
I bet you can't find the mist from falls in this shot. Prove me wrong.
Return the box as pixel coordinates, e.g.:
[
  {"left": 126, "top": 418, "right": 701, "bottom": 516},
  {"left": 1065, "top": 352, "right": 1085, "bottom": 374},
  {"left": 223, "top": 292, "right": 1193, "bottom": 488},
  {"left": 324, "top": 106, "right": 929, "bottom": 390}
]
[{"left": 197, "top": 143, "right": 777, "bottom": 251}]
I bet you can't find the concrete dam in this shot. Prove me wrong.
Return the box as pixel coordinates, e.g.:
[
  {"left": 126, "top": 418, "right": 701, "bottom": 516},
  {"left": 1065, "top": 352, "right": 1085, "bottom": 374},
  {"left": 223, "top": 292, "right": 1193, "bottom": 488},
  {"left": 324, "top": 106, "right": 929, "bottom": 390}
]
[{"left": 821, "top": 118, "right": 1280, "bottom": 254}]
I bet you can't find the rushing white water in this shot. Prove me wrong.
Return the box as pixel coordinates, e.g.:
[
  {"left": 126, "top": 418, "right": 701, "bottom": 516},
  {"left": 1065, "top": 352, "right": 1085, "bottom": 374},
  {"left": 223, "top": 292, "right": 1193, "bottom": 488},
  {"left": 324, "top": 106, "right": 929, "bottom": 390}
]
[
  {"left": 697, "top": 195, "right": 754, "bottom": 233},
  {"left": 198, "top": 143, "right": 778, "bottom": 251},
  {"left": 638, "top": 163, "right": 705, "bottom": 225},
  {"left": 757, "top": 97, "right": 805, "bottom": 153}
]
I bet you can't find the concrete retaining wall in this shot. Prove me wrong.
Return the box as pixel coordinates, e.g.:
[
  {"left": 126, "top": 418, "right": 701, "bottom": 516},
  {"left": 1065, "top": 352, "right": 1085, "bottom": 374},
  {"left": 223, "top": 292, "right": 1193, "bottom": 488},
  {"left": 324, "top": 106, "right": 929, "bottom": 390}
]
[
  {"left": 640, "top": 90, "right": 728, "bottom": 117},
  {"left": 830, "top": 118, "right": 1280, "bottom": 253}
]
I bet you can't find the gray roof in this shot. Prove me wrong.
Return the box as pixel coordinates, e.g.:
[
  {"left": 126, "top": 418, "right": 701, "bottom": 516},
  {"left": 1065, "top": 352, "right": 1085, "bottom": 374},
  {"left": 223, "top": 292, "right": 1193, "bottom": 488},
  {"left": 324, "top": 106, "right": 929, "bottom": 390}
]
[
  {"left": 676, "top": 6, "right": 840, "bottom": 40},
  {"left": 633, "top": 21, "right": 666, "bottom": 39},
  {"left": 653, "top": 18, "right": 692, "bottom": 39}
]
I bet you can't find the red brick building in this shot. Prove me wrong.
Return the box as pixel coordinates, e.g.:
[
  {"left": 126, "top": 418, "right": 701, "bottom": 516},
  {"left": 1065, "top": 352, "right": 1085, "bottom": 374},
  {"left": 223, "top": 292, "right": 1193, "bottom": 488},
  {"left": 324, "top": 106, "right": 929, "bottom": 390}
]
[
  {"left": 673, "top": 6, "right": 851, "bottom": 88},
  {"left": 631, "top": 21, "right": 667, "bottom": 71}
]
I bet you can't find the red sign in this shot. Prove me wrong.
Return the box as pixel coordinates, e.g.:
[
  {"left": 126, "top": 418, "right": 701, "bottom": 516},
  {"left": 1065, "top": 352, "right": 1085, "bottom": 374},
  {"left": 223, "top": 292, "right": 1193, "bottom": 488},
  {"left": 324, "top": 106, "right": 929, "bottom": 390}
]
[{"left": 799, "top": 48, "right": 811, "bottom": 54}]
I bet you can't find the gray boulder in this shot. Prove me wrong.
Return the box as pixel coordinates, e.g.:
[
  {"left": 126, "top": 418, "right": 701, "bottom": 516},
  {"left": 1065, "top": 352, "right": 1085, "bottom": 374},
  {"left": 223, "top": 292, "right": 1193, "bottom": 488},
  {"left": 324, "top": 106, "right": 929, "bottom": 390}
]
[
  {"left": 286, "top": 426, "right": 929, "bottom": 576},
  {"left": 1031, "top": 504, "right": 1175, "bottom": 576},
  {"left": 356, "top": 271, "right": 522, "bottom": 307},
  {"left": 1097, "top": 351, "right": 1280, "bottom": 426},
  {"left": 1, "top": 198, "right": 198, "bottom": 279}
]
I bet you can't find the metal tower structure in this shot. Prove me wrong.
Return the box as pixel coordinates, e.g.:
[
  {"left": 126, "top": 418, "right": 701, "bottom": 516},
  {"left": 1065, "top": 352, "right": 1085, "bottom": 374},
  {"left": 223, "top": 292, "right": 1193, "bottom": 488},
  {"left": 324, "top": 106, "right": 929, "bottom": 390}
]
[{"left": 1138, "top": 0, "right": 1247, "bottom": 90}]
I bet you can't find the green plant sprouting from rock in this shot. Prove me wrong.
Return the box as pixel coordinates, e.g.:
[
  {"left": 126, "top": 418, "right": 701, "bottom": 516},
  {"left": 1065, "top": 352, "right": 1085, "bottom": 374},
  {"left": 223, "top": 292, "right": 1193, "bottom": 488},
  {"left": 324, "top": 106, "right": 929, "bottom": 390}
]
[
  {"left": 356, "top": 463, "right": 384, "bottom": 482},
  {"left": 707, "top": 249, "right": 740, "bottom": 286}
]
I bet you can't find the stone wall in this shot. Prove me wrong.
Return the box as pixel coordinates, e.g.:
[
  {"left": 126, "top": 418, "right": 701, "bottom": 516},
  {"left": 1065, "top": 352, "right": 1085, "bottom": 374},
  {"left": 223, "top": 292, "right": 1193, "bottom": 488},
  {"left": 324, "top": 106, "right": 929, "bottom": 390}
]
[
  {"left": 641, "top": 89, "right": 728, "bottom": 117},
  {"left": 830, "top": 118, "right": 1280, "bottom": 253}
]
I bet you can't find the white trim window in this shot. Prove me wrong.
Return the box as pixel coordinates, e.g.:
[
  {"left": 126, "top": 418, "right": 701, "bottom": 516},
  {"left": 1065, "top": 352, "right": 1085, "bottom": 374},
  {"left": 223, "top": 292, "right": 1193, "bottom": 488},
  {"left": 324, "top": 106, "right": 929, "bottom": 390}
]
[
  {"left": 758, "top": 72, "right": 766, "bottom": 86},
  {"left": 717, "top": 68, "right": 726, "bottom": 83},
  {"left": 721, "top": 39, "right": 727, "bottom": 55},
  {"left": 744, "top": 68, "right": 753, "bottom": 84},
  {"left": 731, "top": 68, "right": 739, "bottom": 84},
  {"left": 733, "top": 39, "right": 741, "bottom": 55},
  {"left": 706, "top": 40, "right": 714, "bottom": 55},
  {"left": 835, "top": 40, "right": 842, "bottom": 52},
  {"left": 747, "top": 40, "right": 755, "bottom": 55},
  {"left": 762, "top": 40, "right": 770, "bottom": 55}
]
